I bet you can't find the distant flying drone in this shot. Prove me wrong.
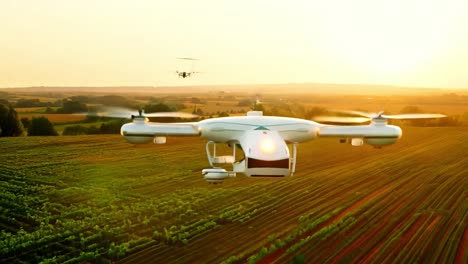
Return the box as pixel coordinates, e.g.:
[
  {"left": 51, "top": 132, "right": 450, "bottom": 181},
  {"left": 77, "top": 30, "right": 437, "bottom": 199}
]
[
  {"left": 176, "top": 57, "right": 199, "bottom": 78},
  {"left": 93, "top": 105, "right": 445, "bottom": 184},
  {"left": 176, "top": 71, "right": 199, "bottom": 78}
]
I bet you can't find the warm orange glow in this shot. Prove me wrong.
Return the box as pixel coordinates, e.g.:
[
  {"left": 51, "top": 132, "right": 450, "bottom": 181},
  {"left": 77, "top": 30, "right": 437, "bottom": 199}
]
[
  {"left": 260, "top": 138, "right": 275, "bottom": 154},
  {"left": 0, "top": 0, "right": 467, "bottom": 88},
  {"left": 320, "top": 0, "right": 466, "bottom": 82}
]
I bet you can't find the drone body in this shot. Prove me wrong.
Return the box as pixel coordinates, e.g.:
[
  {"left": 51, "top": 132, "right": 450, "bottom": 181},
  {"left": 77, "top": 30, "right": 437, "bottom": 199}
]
[
  {"left": 176, "top": 71, "right": 196, "bottom": 78},
  {"left": 176, "top": 57, "right": 198, "bottom": 78},
  {"left": 119, "top": 110, "right": 421, "bottom": 183}
]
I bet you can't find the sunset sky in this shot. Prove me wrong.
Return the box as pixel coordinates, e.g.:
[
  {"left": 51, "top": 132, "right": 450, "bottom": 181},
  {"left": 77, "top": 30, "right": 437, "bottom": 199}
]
[{"left": 1, "top": 0, "right": 467, "bottom": 88}]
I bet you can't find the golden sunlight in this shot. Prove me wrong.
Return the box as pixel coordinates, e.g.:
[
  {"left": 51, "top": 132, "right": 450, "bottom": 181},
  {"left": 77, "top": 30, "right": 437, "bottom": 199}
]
[
  {"left": 0, "top": 0, "right": 467, "bottom": 87},
  {"left": 320, "top": 0, "right": 463, "bottom": 78}
]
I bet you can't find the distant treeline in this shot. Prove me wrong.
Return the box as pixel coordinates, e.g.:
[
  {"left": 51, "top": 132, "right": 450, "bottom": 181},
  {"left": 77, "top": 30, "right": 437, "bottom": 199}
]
[
  {"left": 2, "top": 94, "right": 205, "bottom": 137},
  {"left": 15, "top": 98, "right": 57, "bottom": 108},
  {"left": 13, "top": 95, "right": 189, "bottom": 115},
  {"left": 2, "top": 94, "right": 467, "bottom": 139},
  {"left": 62, "top": 120, "right": 127, "bottom": 135},
  {"left": 264, "top": 105, "right": 468, "bottom": 127},
  {"left": 14, "top": 95, "right": 132, "bottom": 108}
]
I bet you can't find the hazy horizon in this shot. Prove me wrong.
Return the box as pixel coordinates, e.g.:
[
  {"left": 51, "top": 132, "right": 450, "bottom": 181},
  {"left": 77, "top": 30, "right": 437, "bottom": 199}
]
[
  {"left": 1, "top": 81, "right": 467, "bottom": 91},
  {"left": 1, "top": 0, "right": 468, "bottom": 88}
]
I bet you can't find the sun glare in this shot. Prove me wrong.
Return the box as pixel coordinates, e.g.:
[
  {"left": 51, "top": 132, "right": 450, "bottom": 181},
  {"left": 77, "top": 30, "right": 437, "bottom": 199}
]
[
  {"left": 0, "top": 0, "right": 467, "bottom": 87},
  {"left": 320, "top": 0, "right": 463, "bottom": 79}
]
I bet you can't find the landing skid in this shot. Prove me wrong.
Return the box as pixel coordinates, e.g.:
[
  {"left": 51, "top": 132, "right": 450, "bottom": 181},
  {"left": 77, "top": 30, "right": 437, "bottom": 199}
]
[
  {"left": 203, "top": 141, "right": 237, "bottom": 183},
  {"left": 202, "top": 168, "right": 236, "bottom": 184}
]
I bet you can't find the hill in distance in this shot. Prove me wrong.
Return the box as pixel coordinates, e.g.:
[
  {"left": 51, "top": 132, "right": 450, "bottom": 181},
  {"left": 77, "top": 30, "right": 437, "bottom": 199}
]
[{"left": 1, "top": 83, "right": 467, "bottom": 96}]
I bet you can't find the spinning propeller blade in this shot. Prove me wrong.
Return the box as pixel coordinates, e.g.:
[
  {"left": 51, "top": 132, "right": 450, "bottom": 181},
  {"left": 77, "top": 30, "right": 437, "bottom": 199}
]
[
  {"left": 177, "top": 57, "right": 198, "bottom": 61},
  {"left": 313, "top": 116, "right": 371, "bottom": 123},
  {"left": 94, "top": 106, "right": 136, "bottom": 119},
  {"left": 329, "top": 109, "right": 373, "bottom": 118},
  {"left": 85, "top": 106, "right": 198, "bottom": 119},
  {"left": 144, "top": 112, "right": 199, "bottom": 118},
  {"left": 313, "top": 110, "right": 446, "bottom": 124},
  {"left": 380, "top": 113, "right": 446, "bottom": 119}
]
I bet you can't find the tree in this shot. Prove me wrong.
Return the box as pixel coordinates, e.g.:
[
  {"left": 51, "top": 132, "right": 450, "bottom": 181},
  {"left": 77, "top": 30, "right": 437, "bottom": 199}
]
[
  {"left": 28, "top": 117, "right": 58, "bottom": 136},
  {"left": 193, "top": 107, "right": 203, "bottom": 116},
  {"left": 100, "top": 120, "right": 127, "bottom": 134},
  {"left": 144, "top": 103, "right": 177, "bottom": 122},
  {"left": 305, "top": 107, "right": 328, "bottom": 120},
  {"left": 0, "top": 103, "right": 24, "bottom": 137},
  {"left": 86, "top": 125, "right": 100, "bottom": 134},
  {"left": 20, "top": 117, "right": 31, "bottom": 129},
  {"left": 253, "top": 102, "right": 264, "bottom": 112},
  {"left": 45, "top": 107, "right": 55, "bottom": 113},
  {"left": 94, "top": 95, "right": 131, "bottom": 107},
  {"left": 400, "top": 105, "right": 423, "bottom": 114},
  {"left": 56, "top": 99, "right": 88, "bottom": 114},
  {"left": 62, "top": 125, "right": 89, "bottom": 135},
  {"left": 15, "top": 99, "right": 50, "bottom": 108},
  {"left": 144, "top": 103, "right": 172, "bottom": 113},
  {"left": 433, "top": 115, "right": 459, "bottom": 126},
  {"left": 191, "top": 97, "right": 202, "bottom": 104},
  {"left": 0, "top": 93, "right": 9, "bottom": 103},
  {"left": 461, "top": 112, "right": 468, "bottom": 126},
  {"left": 400, "top": 106, "right": 427, "bottom": 126},
  {"left": 69, "top": 96, "right": 90, "bottom": 103},
  {"left": 237, "top": 99, "right": 252, "bottom": 107}
]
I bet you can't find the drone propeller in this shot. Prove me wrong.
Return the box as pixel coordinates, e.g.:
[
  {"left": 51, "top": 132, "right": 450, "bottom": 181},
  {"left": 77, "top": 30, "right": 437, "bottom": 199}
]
[
  {"left": 313, "top": 116, "right": 371, "bottom": 123},
  {"left": 87, "top": 106, "right": 198, "bottom": 120},
  {"left": 378, "top": 113, "right": 447, "bottom": 119},
  {"left": 177, "top": 57, "right": 197, "bottom": 60},
  {"left": 313, "top": 110, "right": 446, "bottom": 124}
]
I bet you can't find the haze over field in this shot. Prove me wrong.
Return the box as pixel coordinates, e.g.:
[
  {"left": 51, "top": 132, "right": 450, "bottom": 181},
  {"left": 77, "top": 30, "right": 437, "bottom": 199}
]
[{"left": 1, "top": 0, "right": 468, "bottom": 89}]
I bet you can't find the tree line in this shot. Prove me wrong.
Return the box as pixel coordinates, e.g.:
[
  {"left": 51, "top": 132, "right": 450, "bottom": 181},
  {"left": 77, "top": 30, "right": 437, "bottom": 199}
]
[
  {"left": 0, "top": 98, "right": 186, "bottom": 137},
  {"left": 2, "top": 96, "right": 467, "bottom": 138}
]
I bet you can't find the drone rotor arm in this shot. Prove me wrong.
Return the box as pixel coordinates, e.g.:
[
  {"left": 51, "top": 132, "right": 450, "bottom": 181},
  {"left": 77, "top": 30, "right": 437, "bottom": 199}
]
[{"left": 123, "top": 122, "right": 201, "bottom": 137}]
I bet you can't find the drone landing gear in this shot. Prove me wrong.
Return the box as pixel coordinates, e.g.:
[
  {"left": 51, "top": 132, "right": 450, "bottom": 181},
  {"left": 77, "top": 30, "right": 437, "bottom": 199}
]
[
  {"left": 202, "top": 168, "right": 236, "bottom": 184},
  {"left": 290, "top": 143, "right": 297, "bottom": 176},
  {"left": 203, "top": 141, "right": 237, "bottom": 184}
]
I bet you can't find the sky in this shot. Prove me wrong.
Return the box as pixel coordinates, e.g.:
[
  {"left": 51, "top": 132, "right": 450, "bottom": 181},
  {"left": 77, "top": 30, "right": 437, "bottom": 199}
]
[{"left": 1, "top": 0, "right": 468, "bottom": 88}]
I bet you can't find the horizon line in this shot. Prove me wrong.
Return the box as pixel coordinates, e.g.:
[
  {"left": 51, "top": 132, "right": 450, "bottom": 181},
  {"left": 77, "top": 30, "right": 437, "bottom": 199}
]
[{"left": 1, "top": 81, "right": 467, "bottom": 90}]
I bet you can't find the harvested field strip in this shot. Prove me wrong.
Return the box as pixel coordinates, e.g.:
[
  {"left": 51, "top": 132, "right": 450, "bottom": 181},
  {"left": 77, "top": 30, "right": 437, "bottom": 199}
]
[{"left": 18, "top": 113, "right": 86, "bottom": 123}]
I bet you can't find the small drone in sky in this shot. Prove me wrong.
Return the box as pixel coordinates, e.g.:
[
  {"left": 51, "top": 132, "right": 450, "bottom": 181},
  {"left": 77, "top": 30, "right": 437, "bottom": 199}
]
[{"left": 176, "top": 57, "right": 199, "bottom": 78}]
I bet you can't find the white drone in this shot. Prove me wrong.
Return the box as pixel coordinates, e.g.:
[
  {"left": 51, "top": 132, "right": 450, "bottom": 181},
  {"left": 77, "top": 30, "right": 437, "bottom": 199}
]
[{"left": 96, "top": 106, "right": 445, "bottom": 183}]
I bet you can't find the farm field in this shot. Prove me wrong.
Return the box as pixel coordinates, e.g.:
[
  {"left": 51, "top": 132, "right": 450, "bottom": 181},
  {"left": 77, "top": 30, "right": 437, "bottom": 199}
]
[
  {"left": 0, "top": 126, "right": 466, "bottom": 263},
  {"left": 17, "top": 113, "right": 86, "bottom": 124}
]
